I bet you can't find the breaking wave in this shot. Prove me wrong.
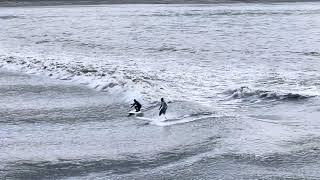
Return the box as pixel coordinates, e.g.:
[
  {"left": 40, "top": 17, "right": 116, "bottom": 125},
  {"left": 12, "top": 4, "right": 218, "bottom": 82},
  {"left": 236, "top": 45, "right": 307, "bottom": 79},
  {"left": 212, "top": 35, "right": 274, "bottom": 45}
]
[
  {"left": 226, "top": 86, "right": 313, "bottom": 101},
  {"left": 0, "top": 55, "right": 157, "bottom": 103}
]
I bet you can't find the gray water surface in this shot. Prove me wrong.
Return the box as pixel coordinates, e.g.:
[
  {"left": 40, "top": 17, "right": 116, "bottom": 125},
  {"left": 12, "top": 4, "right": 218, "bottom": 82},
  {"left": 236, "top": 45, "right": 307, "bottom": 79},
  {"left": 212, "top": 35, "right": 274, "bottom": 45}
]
[{"left": 1, "top": 3, "right": 320, "bottom": 179}]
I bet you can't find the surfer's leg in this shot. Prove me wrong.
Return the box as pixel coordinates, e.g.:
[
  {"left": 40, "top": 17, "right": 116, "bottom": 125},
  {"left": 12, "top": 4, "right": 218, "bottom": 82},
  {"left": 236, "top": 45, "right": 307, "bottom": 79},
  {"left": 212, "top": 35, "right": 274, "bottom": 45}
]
[
  {"left": 159, "top": 107, "right": 167, "bottom": 118},
  {"left": 163, "top": 107, "right": 167, "bottom": 115},
  {"left": 159, "top": 109, "right": 163, "bottom": 116},
  {"left": 163, "top": 108, "right": 167, "bottom": 119}
]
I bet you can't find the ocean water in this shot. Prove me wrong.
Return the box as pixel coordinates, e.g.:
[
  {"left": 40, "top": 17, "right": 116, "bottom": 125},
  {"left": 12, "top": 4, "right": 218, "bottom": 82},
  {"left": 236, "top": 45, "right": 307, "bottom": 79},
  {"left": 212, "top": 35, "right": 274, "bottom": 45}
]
[{"left": 1, "top": 3, "right": 320, "bottom": 179}]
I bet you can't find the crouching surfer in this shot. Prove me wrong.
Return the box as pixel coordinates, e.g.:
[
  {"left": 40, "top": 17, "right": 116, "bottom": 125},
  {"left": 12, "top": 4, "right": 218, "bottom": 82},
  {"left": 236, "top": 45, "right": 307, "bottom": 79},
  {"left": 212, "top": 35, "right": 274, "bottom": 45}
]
[
  {"left": 131, "top": 99, "right": 142, "bottom": 112},
  {"left": 159, "top": 98, "right": 167, "bottom": 117}
]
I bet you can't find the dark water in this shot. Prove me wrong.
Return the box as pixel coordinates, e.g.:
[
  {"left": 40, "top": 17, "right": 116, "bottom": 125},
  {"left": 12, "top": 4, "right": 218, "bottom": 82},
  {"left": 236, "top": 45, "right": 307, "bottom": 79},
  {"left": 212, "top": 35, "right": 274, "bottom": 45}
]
[{"left": 1, "top": 3, "right": 320, "bottom": 179}]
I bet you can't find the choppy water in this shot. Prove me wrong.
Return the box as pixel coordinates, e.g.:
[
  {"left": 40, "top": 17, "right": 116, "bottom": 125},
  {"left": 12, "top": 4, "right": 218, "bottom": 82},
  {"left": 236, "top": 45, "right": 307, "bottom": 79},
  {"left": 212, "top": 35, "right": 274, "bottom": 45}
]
[{"left": 1, "top": 3, "right": 320, "bottom": 179}]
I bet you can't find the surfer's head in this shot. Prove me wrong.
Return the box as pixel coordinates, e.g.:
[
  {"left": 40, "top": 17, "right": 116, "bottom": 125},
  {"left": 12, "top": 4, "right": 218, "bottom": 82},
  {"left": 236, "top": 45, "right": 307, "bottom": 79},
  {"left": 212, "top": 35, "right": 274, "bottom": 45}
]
[
  {"left": 134, "top": 99, "right": 137, "bottom": 102},
  {"left": 161, "top": 98, "right": 164, "bottom": 101}
]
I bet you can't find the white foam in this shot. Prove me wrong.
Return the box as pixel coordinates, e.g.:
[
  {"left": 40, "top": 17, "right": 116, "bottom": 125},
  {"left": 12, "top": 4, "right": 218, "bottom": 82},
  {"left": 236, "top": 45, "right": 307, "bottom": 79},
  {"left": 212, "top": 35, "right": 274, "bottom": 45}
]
[{"left": 151, "top": 114, "right": 217, "bottom": 126}]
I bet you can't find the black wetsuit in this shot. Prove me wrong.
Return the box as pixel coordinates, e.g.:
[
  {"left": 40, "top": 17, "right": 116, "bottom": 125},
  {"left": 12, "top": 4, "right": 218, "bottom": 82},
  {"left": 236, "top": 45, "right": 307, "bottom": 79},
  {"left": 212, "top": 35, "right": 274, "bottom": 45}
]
[
  {"left": 131, "top": 101, "right": 142, "bottom": 112},
  {"left": 159, "top": 101, "right": 167, "bottom": 116}
]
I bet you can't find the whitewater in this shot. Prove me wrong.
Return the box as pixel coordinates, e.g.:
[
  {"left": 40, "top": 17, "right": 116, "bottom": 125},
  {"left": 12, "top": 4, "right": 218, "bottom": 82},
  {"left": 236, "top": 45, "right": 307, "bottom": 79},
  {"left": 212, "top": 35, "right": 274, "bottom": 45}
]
[{"left": 1, "top": 2, "right": 320, "bottom": 179}]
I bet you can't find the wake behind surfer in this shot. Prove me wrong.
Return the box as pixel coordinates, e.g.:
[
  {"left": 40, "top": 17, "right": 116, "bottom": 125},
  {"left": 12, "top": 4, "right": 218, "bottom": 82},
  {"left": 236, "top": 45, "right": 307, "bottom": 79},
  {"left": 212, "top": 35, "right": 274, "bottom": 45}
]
[
  {"left": 159, "top": 98, "right": 167, "bottom": 116},
  {"left": 131, "top": 99, "right": 142, "bottom": 112}
]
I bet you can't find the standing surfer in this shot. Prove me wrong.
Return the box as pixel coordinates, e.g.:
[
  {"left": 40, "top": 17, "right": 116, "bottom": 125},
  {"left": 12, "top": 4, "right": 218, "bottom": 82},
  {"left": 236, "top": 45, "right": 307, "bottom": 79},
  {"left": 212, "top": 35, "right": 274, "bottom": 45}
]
[
  {"left": 131, "top": 99, "right": 142, "bottom": 112},
  {"left": 159, "top": 98, "right": 167, "bottom": 116}
]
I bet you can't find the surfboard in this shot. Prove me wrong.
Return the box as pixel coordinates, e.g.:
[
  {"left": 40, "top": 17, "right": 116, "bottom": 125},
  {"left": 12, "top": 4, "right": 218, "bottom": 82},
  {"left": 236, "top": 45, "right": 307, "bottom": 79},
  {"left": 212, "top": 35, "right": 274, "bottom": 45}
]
[
  {"left": 136, "top": 114, "right": 216, "bottom": 126},
  {"left": 135, "top": 117, "right": 154, "bottom": 121},
  {"left": 128, "top": 110, "right": 143, "bottom": 116},
  {"left": 135, "top": 116, "right": 178, "bottom": 121}
]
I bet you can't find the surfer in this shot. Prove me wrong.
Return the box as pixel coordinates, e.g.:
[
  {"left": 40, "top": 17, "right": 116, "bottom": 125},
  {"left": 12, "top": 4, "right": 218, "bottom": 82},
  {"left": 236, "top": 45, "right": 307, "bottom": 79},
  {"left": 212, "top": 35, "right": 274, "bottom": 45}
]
[
  {"left": 131, "top": 99, "right": 142, "bottom": 112},
  {"left": 159, "top": 98, "right": 167, "bottom": 116}
]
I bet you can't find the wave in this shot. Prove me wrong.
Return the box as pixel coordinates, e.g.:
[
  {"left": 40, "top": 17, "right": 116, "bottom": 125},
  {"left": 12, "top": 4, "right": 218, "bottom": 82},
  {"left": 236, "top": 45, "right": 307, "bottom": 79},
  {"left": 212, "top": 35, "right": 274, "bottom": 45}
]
[
  {"left": 140, "top": 10, "right": 312, "bottom": 18},
  {"left": 0, "top": 55, "right": 146, "bottom": 103},
  {"left": 3, "top": 135, "right": 220, "bottom": 179},
  {"left": 219, "top": 138, "right": 320, "bottom": 168},
  {"left": 3, "top": 158, "right": 147, "bottom": 179},
  {"left": 150, "top": 114, "right": 218, "bottom": 126},
  {"left": 0, "top": 15, "right": 22, "bottom": 20},
  {"left": 304, "top": 51, "right": 320, "bottom": 57},
  {"left": 226, "top": 86, "right": 313, "bottom": 101},
  {"left": 147, "top": 46, "right": 196, "bottom": 53}
]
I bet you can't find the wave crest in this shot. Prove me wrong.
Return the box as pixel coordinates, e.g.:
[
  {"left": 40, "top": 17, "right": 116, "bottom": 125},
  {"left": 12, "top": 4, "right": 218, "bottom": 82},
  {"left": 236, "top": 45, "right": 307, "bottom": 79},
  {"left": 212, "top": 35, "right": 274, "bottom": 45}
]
[
  {"left": 227, "top": 86, "right": 313, "bottom": 101},
  {"left": 0, "top": 55, "right": 145, "bottom": 102}
]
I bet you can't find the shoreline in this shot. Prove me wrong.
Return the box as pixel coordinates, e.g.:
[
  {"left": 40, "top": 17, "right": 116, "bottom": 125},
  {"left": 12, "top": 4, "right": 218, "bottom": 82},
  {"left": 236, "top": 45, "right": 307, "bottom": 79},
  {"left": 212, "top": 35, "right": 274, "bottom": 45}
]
[{"left": 0, "top": 0, "right": 319, "bottom": 7}]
